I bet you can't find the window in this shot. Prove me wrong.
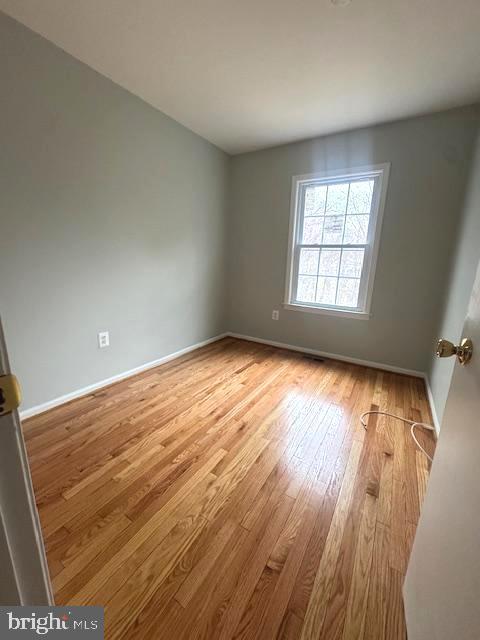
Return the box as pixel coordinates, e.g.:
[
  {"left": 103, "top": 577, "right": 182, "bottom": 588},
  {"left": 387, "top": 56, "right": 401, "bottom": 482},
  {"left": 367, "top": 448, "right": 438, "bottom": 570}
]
[{"left": 284, "top": 164, "right": 389, "bottom": 319}]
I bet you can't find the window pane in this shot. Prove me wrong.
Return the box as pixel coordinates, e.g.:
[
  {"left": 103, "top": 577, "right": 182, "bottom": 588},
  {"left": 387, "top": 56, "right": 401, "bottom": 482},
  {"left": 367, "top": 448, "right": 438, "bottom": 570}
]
[
  {"left": 304, "top": 185, "right": 327, "bottom": 216},
  {"left": 302, "top": 217, "right": 324, "bottom": 244},
  {"left": 316, "top": 276, "right": 337, "bottom": 305},
  {"left": 347, "top": 180, "right": 374, "bottom": 214},
  {"left": 326, "top": 183, "right": 349, "bottom": 215},
  {"left": 318, "top": 249, "right": 341, "bottom": 276},
  {"left": 336, "top": 278, "right": 360, "bottom": 307},
  {"left": 291, "top": 169, "right": 386, "bottom": 314},
  {"left": 297, "top": 275, "right": 316, "bottom": 303},
  {"left": 299, "top": 248, "right": 319, "bottom": 275},
  {"left": 340, "top": 248, "right": 364, "bottom": 278},
  {"left": 322, "top": 215, "right": 344, "bottom": 244},
  {"left": 344, "top": 215, "right": 369, "bottom": 244}
]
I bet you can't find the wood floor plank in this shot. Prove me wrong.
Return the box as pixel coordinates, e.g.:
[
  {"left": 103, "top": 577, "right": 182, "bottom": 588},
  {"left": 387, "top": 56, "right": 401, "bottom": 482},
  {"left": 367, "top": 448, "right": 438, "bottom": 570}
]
[
  {"left": 277, "top": 611, "right": 304, "bottom": 640},
  {"left": 107, "top": 513, "right": 210, "bottom": 640},
  {"left": 175, "top": 518, "right": 238, "bottom": 608},
  {"left": 317, "top": 401, "right": 380, "bottom": 640},
  {"left": 207, "top": 490, "right": 297, "bottom": 640},
  {"left": 415, "top": 449, "right": 429, "bottom": 510},
  {"left": 125, "top": 521, "right": 251, "bottom": 640},
  {"left": 385, "top": 568, "right": 408, "bottom": 640},
  {"left": 299, "top": 438, "right": 364, "bottom": 640},
  {"left": 342, "top": 493, "right": 378, "bottom": 640},
  {"left": 70, "top": 450, "right": 227, "bottom": 605},
  {"left": 390, "top": 478, "right": 407, "bottom": 573},
  {"left": 173, "top": 492, "right": 295, "bottom": 640},
  {"left": 363, "top": 522, "right": 391, "bottom": 640},
  {"left": 23, "top": 338, "right": 435, "bottom": 640},
  {"left": 253, "top": 480, "right": 324, "bottom": 640}
]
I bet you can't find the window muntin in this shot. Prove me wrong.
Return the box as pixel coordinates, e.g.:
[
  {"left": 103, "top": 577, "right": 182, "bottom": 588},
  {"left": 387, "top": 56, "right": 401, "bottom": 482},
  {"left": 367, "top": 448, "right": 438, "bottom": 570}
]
[{"left": 285, "top": 166, "right": 388, "bottom": 316}]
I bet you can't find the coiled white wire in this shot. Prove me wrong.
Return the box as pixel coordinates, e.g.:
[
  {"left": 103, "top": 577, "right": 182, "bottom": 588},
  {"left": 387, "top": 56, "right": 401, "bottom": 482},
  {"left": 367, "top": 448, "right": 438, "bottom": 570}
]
[{"left": 360, "top": 411, "right": 435, "bottom": 462}]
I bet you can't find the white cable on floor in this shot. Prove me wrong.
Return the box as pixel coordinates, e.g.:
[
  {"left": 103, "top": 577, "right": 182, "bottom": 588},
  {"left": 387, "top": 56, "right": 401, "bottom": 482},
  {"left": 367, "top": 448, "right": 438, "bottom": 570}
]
[{"left": 360, "top": 411, "right": 435, "bottom": 463}]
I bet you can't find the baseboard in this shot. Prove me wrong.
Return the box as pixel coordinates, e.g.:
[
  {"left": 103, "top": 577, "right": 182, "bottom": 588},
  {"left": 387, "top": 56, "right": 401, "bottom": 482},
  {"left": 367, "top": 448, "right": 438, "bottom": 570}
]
[
  {"left": 228, "top": 332, "right": 444, "bottom": 434},
  {"left": 20, "top": 333, "right": 228, "bottom": 420},
  {"left": 227, "top": 332, "right": 425, "bottom": 378},
  {"left": 20, "top": 330, "right": 437, "bottom": 428},
  {"left": 422, "top": 375, "right": 441, "bottom": 437}
]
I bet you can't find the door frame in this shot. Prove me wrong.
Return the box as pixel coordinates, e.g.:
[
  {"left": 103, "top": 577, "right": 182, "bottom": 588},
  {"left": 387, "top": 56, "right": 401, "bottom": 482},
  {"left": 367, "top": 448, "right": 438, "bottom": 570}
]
[{"left": 0, "top": 316, "right": 53, "bottom": 605}]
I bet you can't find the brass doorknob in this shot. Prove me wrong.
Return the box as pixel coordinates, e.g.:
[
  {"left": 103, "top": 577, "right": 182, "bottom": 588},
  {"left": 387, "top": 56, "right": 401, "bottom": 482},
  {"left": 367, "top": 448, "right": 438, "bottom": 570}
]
[{"left": 436, "top": 338, "right": 473, "bottom": 365}]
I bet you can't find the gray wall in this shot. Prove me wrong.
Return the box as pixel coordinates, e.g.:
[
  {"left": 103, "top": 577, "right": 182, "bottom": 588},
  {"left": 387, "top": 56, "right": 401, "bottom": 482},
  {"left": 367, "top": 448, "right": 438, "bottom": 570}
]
[
  {"left": 0, "top": 13, "right": 229, "bottom": 410},
  {"left": 427, "top": 132, "right": 480, "bottom": 427},
  {"left": 227, "top": 108, "right": 480, "bottom": 373},
  {"left": 2, "top": 10, "right": 480, "bottom": 415}
]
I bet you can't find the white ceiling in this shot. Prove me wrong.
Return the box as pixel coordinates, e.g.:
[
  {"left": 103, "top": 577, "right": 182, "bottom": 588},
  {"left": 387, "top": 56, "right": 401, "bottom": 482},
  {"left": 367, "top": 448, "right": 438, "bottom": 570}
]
[{"left": 1, "top": 0, "right": 480, "bottom": 154}]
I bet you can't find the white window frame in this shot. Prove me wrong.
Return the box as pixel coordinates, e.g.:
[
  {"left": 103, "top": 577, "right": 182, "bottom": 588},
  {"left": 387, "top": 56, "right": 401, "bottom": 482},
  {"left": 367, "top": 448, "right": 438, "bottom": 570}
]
[{"left": 283, "top": 163, "right": 390, "bottom": 319}]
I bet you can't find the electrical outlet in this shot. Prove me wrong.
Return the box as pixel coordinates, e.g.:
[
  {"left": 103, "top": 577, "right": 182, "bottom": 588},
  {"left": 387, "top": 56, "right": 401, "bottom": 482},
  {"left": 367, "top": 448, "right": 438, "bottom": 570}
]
[
  {"left": 272, "top": 310, "right": 279, "bottom": 321},
  {"left": 98, "top": 331, "right": 110, "bottom": 349}
]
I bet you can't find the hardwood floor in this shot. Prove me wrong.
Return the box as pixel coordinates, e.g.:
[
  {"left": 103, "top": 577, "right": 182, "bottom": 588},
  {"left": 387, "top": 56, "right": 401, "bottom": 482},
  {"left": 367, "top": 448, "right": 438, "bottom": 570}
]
[{"left": 23, "top": 337, "right": 435, "bottom": 639}]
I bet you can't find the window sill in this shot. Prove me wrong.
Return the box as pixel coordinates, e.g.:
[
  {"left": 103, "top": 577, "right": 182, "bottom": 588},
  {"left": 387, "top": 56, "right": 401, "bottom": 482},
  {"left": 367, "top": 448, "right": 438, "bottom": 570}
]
[{"left": 282, "top": 302, "right": 371, "bottom": 320}]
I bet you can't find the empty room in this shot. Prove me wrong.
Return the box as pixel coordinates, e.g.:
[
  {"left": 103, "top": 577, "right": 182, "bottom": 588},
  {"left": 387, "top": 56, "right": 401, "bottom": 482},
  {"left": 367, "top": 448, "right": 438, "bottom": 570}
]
[{"left": 0, "top": 1, "right": 479, "bottom": 639}]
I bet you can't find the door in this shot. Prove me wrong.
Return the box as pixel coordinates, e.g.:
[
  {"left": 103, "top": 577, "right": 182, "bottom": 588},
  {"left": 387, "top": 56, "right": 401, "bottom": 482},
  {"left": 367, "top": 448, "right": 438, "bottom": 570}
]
[
  {"left": 0, "top": 316, "right": 52, "bottom": 604},
  {"left": 403, "top": 262, "right": 480, "bottom": 639}
]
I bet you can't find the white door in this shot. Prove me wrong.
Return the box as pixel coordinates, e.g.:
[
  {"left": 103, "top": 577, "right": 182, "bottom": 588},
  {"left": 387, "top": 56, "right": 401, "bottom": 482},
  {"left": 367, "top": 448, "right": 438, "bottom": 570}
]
[
  {"left": 404, "top": 261, "right": 480, "bottom": 639},
  {"left": 0, "top": 316, "right": 52, "bottom": 605}
]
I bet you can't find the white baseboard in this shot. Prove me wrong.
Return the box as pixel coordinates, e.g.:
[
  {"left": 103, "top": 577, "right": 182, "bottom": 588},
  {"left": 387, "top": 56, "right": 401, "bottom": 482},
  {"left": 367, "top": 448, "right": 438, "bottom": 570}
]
[
  {"left": 227, "top": 332, "right": 444, "bottom": 434},
  {"left": 20, "top": 330, "right": 439, "bottom": 433},
  {"left": 20, "top": 333, "right": 228, "bottom": 420},
  {"left": 227, "top": 332, "right": 425, "bottom": 378},
  {"left": 422, "top": 375, "right": 441, "bottom": 437}
]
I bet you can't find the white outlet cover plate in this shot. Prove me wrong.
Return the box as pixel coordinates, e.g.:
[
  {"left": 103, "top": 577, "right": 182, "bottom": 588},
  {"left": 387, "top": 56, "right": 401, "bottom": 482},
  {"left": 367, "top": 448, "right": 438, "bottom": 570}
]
[{"left": 98, "top": 331, "right": 110, "bottom": 348}]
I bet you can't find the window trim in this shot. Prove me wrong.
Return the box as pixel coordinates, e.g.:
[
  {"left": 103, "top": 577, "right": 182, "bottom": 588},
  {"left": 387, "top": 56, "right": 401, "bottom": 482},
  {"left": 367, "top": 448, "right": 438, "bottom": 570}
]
[{"left": 283, "top": 163, "right": 390, "bottom": 319}]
